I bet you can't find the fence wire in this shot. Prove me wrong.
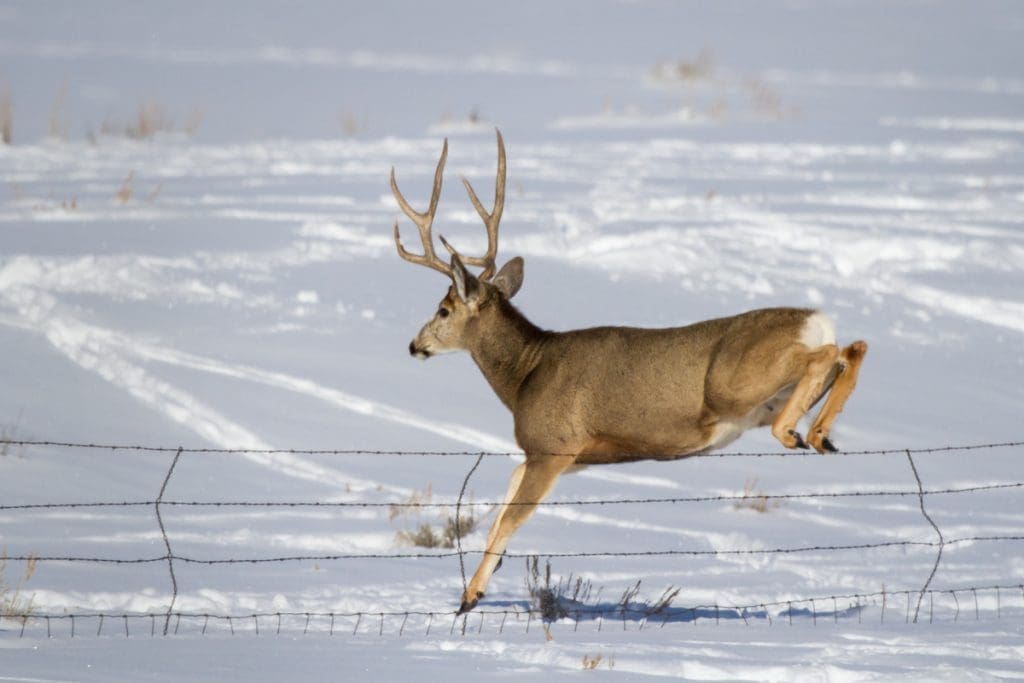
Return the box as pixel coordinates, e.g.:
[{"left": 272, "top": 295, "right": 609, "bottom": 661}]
[
  {"left": 2, "top": 438, "right": 1022, "bottom": 457},
  {"left": 7, "top": 583, "right": 1024, "bottom": 639},
  {"left": 1, "top": 438, "right": 1022, "bottom": 638},
  {"left": 2, "top": 481, "right": 1022, "bottom": 512},
  {"left": 4, "top": 534, "right": 1023, "bottom": 565}
]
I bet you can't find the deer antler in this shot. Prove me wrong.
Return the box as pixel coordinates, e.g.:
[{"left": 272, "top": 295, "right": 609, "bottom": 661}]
[
  {"left": 392, "top": 129, "right": 507, "bottom": 280},
  {"left": 391, "top": 139, "right": 452, "bottom": 276},
  {"left": 455, "top": 129, "right": 506, "bottom": 281}
]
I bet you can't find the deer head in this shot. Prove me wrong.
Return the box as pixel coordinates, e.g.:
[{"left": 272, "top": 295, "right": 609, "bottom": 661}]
[{"left": 391, "top": 130, "right": 524, "bottom": 359}]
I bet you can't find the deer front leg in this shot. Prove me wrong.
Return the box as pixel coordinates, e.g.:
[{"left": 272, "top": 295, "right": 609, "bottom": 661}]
[
  {"left": 458, "top": 455, "right": 572, "bottom": 614},
  {"left": 483, "top": 462, "right": 526, "bottom": 572}
]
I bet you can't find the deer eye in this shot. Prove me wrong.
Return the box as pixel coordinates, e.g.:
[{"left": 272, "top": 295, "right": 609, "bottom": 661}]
[{"left": 438, "top": 307, "right": 450, "bottom": 318}]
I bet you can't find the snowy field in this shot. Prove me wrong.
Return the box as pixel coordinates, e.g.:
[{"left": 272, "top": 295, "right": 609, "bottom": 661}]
[{"left": 1, "top": 1, "right": 1023, "bottom": 679}]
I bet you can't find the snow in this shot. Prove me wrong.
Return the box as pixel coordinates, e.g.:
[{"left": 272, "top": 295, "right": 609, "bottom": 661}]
[{"left": 1, "top": 0, "right": 1023, "bottom": 679}]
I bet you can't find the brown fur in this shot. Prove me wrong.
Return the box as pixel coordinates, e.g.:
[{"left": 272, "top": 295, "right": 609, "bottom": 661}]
[{"left": 413, "top": 282, "right": 867, "bottom": 613}]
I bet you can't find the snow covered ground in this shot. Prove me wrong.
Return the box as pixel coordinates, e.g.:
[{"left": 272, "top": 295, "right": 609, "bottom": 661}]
[{"left": 1, "top": 1, "right": 1023, "bottom": 679}]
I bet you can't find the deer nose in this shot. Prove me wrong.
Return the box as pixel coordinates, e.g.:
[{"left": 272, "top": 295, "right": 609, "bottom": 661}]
[{"left": 409, "top": 340, "right": 431, "bottom": 359}]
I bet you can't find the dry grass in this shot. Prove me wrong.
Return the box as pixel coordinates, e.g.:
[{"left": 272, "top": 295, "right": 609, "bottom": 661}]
[
  {"left": 616, "top": 579, "right": 680, "bottom": 615},
  {"left": 388, "top": 485, "right": 433, "bottom": 520},
  {"left": 339, "top": 109, "right": 367, "bottom": 137},
  {"left": 146, "top": 182, "right": 163, "bottom": 203},
  {"left": 1, "top": 424, "right": 21, "bottom": 457},
  {"left": 393, "top": 484, "right": 482, "bottom": 548},
  {"left": 433, "top": 107, "right": 487, "bottom": 132},
  {"left": 396, "top": 509, "right": 480, "bottom": 549},
  {"left": 116, "top": 171, "right": 134, "bottom": 203},
  {"left": 745, "top": 77, "right": 796, "bottom": 120},
  {"left": 396, "top": 523, "right": 445, "bottom": 548},
  {"left": 734, "top": 478, "right": 783, "bottom": 513},
  {"left": 0, "top": 552, "right": 37, "bottom": 623},
  {"left": 651, "top": 48, "right": 716, "bottom": 83},
  {"left": 182, "top": 106, "right": 205, "bottom": 137},
  {"left": 1, "top": 88, "right": 12, "bottom": 145},
  {"left": 113, "top": 171, "right": 162, "bottom": 205},
  {"left": 648, "top": 49, "right": 797, "bottom": 122},
  {"left": 582, "top": 653, "right": 615, "bottom": 670},
  {"left": 395, "top": 516, "right": 476, "bottom": 549},
  {"left": 92, "top": 100, "right": 203, "bottom": 141},
  {"left": 49, "top": 82, "right": 70, "bottom": 140},
  {"left": 126, "top": 101, "right": 173, "bottom": 139}
]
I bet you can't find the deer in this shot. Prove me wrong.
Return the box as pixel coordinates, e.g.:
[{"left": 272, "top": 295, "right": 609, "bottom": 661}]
[{"left": 389, "top": 130, "right": 868, "bottom": 615}]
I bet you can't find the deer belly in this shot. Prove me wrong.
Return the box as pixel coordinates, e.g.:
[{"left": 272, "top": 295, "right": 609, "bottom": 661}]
[
  {"left": 703, "top": 386, "right": 794, "bottom": 451},
  {"left": 703, "top": 416, "right": 755, "bottom": 451}
]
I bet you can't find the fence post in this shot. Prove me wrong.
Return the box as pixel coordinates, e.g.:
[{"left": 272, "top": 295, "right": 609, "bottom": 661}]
[
  {"left": 155, "top": 447, "right": 184, "bottom": 636},
  {"left": 906, "top": 450, "right": 944, "bottom": 624}
]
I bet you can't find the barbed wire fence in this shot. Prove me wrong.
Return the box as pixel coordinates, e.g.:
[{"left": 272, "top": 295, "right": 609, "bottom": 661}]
[{"left": 1, "top": 438, "right": 1022, "bottom": 638}]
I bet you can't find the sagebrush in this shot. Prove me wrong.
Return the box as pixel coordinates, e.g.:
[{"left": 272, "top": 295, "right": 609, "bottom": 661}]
[
  {"left": 525, "top": 557, "right": 596, "bottom": 621},
  {"left": 525, "top": 557, "right": 680, "bottom": 623}
]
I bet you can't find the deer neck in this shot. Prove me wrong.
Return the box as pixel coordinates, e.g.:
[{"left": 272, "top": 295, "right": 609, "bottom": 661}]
[{"left": 465, "top": 297, "right": 546, "bottom": 411}]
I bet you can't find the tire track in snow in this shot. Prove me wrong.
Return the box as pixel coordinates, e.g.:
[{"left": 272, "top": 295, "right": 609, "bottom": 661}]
[
  {"left": 0, "top": 284, "right": 424, "bottom": 493},
  {"left": 127, "top": 343, "right": 519, "bottom": 454},
  {"left": 0, "top": 286, "right": 267, "bottom": 451}
]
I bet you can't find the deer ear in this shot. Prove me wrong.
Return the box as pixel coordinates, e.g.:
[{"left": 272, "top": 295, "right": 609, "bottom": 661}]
[
  {"left": 450, "top": 253, "right": 481, "bottom": 303},
  {"left": 492, "top": 257, "right": 524, "bottom": 299}
]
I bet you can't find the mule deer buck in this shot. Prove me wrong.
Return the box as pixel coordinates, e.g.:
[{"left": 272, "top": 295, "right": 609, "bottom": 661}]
[{"left": 390, "top": 130, "right": 867, "bottom": 614}]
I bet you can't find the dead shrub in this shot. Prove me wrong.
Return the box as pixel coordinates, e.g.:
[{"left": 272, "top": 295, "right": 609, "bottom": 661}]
[
  {"left": 388, "top": 485, "right": 433, "bottom": 520},
  {"left": 651, "top": 48, "right": 716, "bottom": 83},
  {"left": 0, "top": 552, "right": 37, "bottom": 624},
  {"left": 116, "top": 171, "right": 134, "bottom": 203},
  {"left": 396, "top": 509, "right": 479, "bottom": 549},
  {"left": 526, "top": 557, "right": 679, "bottom": 624},
  {"left": 525, "top": 557, "right": 595, "bottom": 622},
  {"left": 734, "top": 478, "right": 783, "bottom": 513},
  {"left": 582, "top": 653, "right": 614, "bottom": 670}
]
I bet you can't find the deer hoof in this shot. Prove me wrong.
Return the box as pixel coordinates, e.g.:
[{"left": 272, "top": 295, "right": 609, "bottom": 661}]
[
  {"left": 457, "top": 592, "right": 483, "bottom": 615},
  {"left": 787, "top": 429, "right": 810, "bottom": 449},
  {"left": 821, "top": 436, "right": 838, "bottom": 453}
]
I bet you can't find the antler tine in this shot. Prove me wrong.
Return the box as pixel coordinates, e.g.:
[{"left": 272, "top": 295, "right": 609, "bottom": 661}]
[
  {"left": 390, "top": 139, "right": 452, "bottom": 276},
  {"left": 459, "top": 128, "right": 506, "bottom": 280}
]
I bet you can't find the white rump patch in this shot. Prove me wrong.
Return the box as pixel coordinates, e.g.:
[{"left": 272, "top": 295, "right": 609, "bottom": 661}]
[{"left": 800, "top": 311, "right": 837, "bottom": 349}]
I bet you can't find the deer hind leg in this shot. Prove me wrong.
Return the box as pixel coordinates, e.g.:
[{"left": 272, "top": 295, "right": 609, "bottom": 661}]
[
  {"left": 806, "top": 341, "right": 868, "bottom": 453},
  {"left": 459, "top": 455, "right": 572, "bottom": 614},
  {"left": 771, "top": 344, "right": 839, "bottom": 452}
]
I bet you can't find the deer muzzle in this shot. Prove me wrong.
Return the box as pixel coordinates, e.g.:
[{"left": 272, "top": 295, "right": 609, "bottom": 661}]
[{"left": 409, "top": 339, "right": 431, "bottom": 360}]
